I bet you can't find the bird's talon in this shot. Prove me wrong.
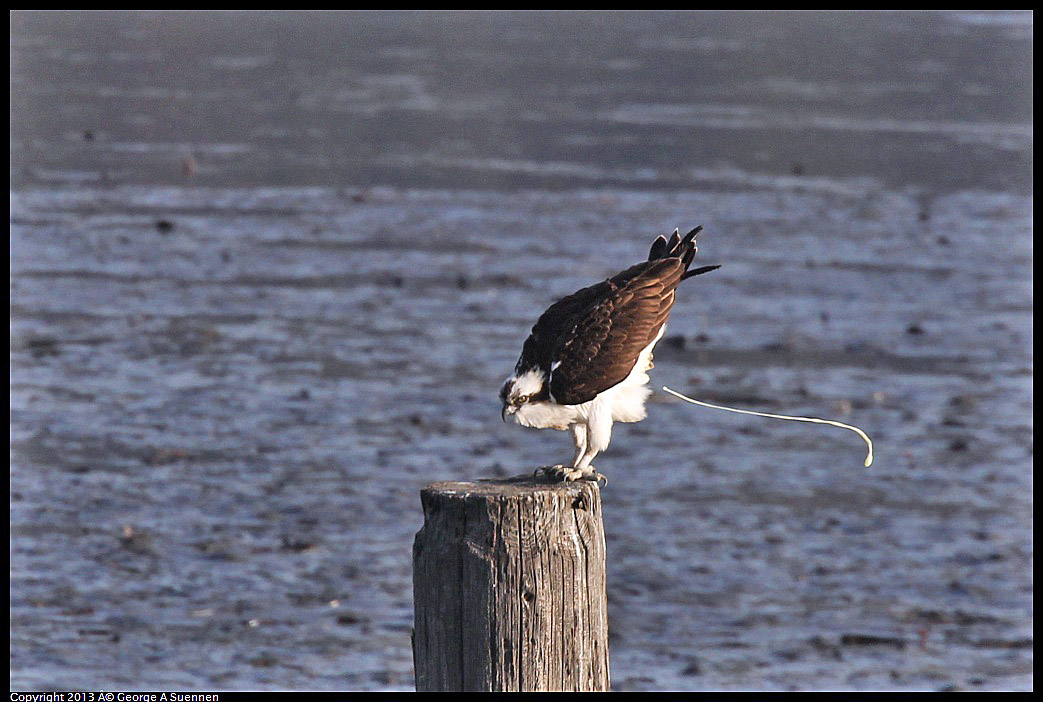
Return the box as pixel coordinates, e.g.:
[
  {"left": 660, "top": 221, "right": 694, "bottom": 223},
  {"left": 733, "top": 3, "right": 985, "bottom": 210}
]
[{"left": 535, "top": 465, "right": 606, "bottom": 486}]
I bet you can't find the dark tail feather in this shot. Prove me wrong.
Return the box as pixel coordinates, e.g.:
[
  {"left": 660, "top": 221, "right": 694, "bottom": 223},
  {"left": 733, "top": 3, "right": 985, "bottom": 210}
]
[
  {"left": 676, "top": 225, "right": 703, "bottom": 268},
  {"left": 681, "top": 245, "right": 696, "bottom": 268},
  {"left": 648, "top": 235, "right": 668, "bottom": 261},
  {"left": 680, "top": 226, "right": 702, "bottom": 249},
  {"left": 681, "top": 264, "right": 721, "bottom": 280},
  {"left": 666, "top": 228, "right": 680, "bottom": 254},
  {"left": 670, "top": 225, "right": 702, "bottom": 259},
  {"left": 652, "top": 225, "right": 713, "bottom": 275}
]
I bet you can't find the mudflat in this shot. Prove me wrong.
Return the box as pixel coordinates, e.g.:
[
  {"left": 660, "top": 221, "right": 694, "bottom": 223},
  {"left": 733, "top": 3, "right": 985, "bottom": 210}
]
[{"left": 11, "top": 11, "right": 1032, "bottom": 691}]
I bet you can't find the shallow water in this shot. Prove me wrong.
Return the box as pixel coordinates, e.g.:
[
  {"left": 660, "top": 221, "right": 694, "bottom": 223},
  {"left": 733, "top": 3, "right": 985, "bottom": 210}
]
[{"left": 10, "top": 11, "right": 1032, "bottom": 692}]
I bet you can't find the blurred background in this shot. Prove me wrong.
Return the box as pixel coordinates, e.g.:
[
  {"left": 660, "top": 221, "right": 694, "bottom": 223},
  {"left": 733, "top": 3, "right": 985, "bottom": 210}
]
[{"left": 10, "top": 10, "right": 1032, "bottom": 691}]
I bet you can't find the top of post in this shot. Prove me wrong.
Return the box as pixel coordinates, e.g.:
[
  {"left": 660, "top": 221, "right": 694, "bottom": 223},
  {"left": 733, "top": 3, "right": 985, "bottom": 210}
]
[{"left": 422, "top": 474, "right": 600, "bottom": 500}]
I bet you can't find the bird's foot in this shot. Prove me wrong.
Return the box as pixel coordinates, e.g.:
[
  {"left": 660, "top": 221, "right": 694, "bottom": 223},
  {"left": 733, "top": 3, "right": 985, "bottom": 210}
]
[{"left": 534, "top": 465, "right": 607, "bottom": 486}]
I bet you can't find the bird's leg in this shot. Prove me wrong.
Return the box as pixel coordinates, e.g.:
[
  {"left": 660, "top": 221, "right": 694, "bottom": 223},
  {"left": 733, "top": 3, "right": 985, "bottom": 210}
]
[
  {"left": 573, "top": 415, "right": 613, "bottom": 484},
  {"left": 569, "top": 423, "right": 587, "bottom": 467},
  {"left": 535, "top": 424, "right": 605, "bottom": 485},
  {"left": 536, "top": 464, "right": 605, "bottom": 485},
  {"left": 569, "top": 443, "right": 607, "bottom": 485}
]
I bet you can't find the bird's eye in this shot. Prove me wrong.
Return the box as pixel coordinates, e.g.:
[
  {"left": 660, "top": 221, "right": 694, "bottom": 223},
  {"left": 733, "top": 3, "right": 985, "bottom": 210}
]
[{"left": 519, "top": 394, "right": 531, "bottom": 403}]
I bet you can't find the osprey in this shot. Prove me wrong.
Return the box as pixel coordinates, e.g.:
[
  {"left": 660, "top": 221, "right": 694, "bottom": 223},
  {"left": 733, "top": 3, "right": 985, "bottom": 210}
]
[{"left": 500, "top": 226, "right": 719, "bottom": 483}]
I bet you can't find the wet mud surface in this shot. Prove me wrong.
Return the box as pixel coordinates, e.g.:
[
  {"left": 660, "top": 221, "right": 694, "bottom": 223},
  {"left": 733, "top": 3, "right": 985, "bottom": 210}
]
[{"left": 11, "top": 11, "right": 1032, "bottom": 691}]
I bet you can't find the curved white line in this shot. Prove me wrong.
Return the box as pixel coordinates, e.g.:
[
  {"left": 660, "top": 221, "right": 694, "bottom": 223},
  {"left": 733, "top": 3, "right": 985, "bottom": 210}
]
[{"left": 662, "top": 386, "right": 874, "bottom": 468}]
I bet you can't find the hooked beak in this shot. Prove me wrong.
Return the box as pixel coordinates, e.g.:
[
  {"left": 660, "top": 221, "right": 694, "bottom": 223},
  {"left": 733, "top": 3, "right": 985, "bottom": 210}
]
[{"left": 501, "top": 403, "right": 508, "bottom": 422}]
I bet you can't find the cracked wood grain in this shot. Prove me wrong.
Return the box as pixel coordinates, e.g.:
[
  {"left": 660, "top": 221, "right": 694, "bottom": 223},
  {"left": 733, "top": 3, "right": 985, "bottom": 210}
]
[{"left": 413, "top": 476, "right": 609, "bottom": 691}]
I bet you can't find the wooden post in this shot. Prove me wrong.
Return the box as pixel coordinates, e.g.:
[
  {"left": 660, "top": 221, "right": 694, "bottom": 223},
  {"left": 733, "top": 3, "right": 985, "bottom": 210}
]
[{"left": 412, "top": 476, "right": 610, "bottom": 692}]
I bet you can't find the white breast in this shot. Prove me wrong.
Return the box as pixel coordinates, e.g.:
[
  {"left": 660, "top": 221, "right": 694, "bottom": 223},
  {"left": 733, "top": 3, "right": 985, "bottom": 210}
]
[{"left": 513, "top": 400, "right": 581, "bottom": 430}]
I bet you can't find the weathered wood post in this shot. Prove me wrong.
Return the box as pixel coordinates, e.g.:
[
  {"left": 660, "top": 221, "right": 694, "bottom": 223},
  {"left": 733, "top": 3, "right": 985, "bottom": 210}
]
[{"left": 412, "top": 475, "right": 610, "bottom": 691}]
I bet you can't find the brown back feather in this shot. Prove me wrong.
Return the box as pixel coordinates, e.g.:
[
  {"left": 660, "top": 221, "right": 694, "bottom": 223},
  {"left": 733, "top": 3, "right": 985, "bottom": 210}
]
[{"left": 516, "top": 228, "right": 717, "bottom": 405}]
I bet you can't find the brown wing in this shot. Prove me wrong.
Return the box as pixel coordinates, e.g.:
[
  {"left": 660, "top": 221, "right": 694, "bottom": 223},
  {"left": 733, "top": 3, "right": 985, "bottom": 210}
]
[
  {"left": 548, "top": 258, "right": 685, "bottom": 404},
  {"left": 513, "top": 277, "right": 612, "bottom": 377},
  {"left": 511, "top": 226, "right": 719, "bottom": 404}
]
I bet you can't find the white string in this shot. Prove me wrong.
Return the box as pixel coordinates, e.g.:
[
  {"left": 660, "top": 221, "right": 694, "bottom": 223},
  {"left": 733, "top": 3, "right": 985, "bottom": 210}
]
[{"left": 661, "top": 386, "right": 874, "bottom": 467}]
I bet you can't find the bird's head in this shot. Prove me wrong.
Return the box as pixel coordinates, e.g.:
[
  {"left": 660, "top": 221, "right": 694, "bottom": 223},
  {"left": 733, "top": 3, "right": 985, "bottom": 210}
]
[{"left": 499, "top": 369, "right": 547, "bottom": 421}]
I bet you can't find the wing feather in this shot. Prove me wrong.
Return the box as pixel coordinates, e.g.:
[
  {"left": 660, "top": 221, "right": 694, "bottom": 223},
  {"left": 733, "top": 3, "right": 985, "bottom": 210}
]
[
  {"left": 511, "top": 227, "right": 720, "bottom": 406},
  {"left": 549, "top": 258, "right": 686, "bottom": 404}
]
